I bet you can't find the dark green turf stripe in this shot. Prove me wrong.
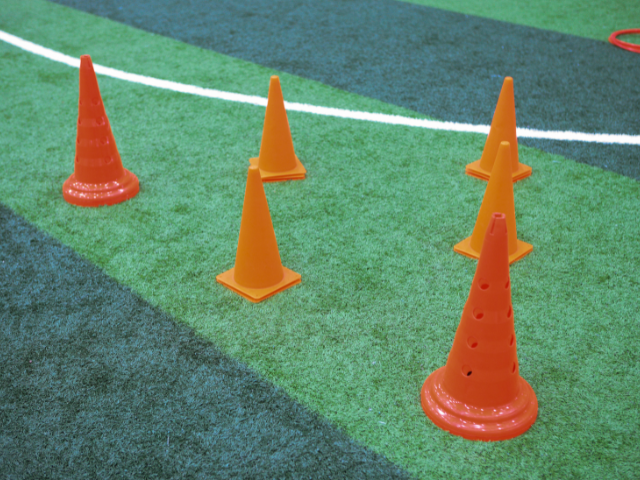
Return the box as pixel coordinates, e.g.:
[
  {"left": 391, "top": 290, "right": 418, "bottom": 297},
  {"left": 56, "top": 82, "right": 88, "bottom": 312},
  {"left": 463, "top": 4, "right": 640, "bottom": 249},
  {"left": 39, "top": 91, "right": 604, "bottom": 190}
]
[
  {"left": 0, "top": 204, "right": 412, "bottom": 479},
  {"left": 49, "top": 0, "right": 640, "bottom": 180}
]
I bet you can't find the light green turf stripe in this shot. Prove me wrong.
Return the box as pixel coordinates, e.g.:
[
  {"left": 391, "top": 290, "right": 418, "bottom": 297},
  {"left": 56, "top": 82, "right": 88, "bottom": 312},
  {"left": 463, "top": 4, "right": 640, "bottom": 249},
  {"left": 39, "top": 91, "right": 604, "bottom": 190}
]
[
  {"left": 1, "top": 1, "right": 639, "bottom": 478},
  {"left": 399, "top": 0, "right": 640, "bottom": 43}
]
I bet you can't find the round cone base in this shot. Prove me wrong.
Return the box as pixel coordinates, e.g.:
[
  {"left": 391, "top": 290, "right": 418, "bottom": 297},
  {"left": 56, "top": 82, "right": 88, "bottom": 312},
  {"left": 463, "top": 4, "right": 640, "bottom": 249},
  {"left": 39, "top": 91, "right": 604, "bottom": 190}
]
[
  {"left": 216, "top": 266, "right": 301, "bottom": 303},
  {"left": 63, "top": 169, "right": 139, "bottom": 207},
  {"left": 454, "top": 236, "right": 533, "bottom": 265},
  {"left": 465, "top": 159, "right": 532, "bottom": 183},
  {"left": 249, "top": 156, "right": 306, "bottom": 182},
  {"left": 421, "top": 367, "right": 538, "bottom": 441}
]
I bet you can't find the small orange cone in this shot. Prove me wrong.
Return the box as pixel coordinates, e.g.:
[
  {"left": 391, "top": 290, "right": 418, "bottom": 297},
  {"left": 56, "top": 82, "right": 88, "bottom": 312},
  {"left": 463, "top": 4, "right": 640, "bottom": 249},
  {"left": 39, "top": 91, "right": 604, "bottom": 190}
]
[
  {"left": 249, "top": 76, "right": 306, "bottom": 182},
  {"left": 217, "top": 165, "right": 301, "bottom": 302},
  {"left": 63, "top": 55, "right": 139, "bottom": 207},
  {"left": 465, "top": 77, "right": 532, "bottom": 182},
  {"left": 455, "top": 141, "right": 532, "bottom": 264},
  {"left": 422, "top": 212, "right": 538, "bottom": 441}
]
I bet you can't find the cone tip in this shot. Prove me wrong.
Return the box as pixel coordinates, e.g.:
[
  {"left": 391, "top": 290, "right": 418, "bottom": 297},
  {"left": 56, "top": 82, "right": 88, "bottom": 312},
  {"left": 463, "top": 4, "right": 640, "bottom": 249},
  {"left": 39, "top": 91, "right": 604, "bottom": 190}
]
[
  {"left": 248, "top": 165, "right": 262, "bottom": 181},
  {"left": 80, "top": 55, "right": 93, "bottom": 67},
  {"left": 488, "top": 212, "right": 507, "bottom": 236},
  {"left": 496, "top": 141, "right": 512, "bottom": 165},
  {"left": 504, "top": 76, "right": 513, "bottom": 84},
  {"left": 270, "top": 75, "right": 280, "bottom": 83}
]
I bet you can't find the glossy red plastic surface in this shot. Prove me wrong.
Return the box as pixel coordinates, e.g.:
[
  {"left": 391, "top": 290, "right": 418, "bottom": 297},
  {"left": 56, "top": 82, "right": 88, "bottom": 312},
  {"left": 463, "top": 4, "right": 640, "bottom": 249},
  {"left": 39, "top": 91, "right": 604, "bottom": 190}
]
[
  {"left": 609, "top": 29, "right": 640, "bottom": 54},
  {"left": 63, "top": 55, "right": 138, "bottom": 207},
  {"left": 423, "top": 213, "right": 538, "bottom": 441}
]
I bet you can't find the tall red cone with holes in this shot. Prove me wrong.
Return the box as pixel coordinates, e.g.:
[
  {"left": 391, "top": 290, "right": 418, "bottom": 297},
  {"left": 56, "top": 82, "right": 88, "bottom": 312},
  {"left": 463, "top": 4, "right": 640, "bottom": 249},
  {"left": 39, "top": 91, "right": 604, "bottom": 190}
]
[
  {"left": 63, "top": 55, "right": 139, "bottom": 207},
  {"left": 465, "top": 77, "right": 532, "bottom": 182},
  {"left": 421, "top": 212, "right": 537, "bottom": 441},
  {"left": 249, "top": 76, "right": 306, "bottom": 182}
]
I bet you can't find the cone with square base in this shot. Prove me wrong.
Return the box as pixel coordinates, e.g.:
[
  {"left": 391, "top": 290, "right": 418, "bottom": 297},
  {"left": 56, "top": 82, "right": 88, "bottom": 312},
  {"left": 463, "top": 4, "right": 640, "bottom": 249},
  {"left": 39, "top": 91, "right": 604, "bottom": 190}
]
[
  {"left": 465, "top": 77, "right": 531, "bottom": 182},
  {"left": 63, "top": 55, "right": 139, "bottom": 207},
  {"left": 217, "top": 165, "right": 301, "bottom": 302},
  {"left": 249, "top": 76, "right": 306, "bottom": 182},
  {"left": 455, "top": 141, "right": 532, "bottom": 264},
  {"left": 422, "top": 213, "right": 538, "bottom": 441}
]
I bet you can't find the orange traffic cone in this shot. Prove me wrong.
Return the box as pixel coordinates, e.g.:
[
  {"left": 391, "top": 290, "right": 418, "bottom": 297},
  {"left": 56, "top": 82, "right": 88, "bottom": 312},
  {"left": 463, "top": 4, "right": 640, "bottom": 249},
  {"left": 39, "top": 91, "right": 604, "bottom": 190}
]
[
  {"left": 455, "top": 141, "right": 532, "bottom": 264},
  {"left": 63, "top": 55, "right": 139, "bottom": 207},
  {"left": 249, "top": 76, "right": 306, "bottom": 182},
  {"left": 465, "top": 77, "right": 532, "bottom": 182},
  {"left": 422, "top": 212, "right": 538, "bottom": 441},
  {"left": 217, "top": 165, "right": 301, "bottom": 302}
]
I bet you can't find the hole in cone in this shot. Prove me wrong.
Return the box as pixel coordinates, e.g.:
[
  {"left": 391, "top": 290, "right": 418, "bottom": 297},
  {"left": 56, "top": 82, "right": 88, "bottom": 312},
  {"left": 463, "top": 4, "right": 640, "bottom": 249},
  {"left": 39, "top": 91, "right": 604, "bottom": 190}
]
[
  {"left": 512, "top": 363, "right": 517, "bottom": 374},
  {"left": 510, "top": 334, "right": 515, "bottom": 346},
  {"left": 505, "top": 280, "right": 510, "bottom": 289},
  {"left": 507, "top": 306, "right": 513, "bottom": 318},
  {"left": 472, "top": 308, "right": 484, "bottom": 320},
  {"left": 467, "top": 337, "right": 478, "bottom": 349},
  {"left": 461, "top": 364, "right": 472, "bottom": 376},
  {"left": 479, "top": 281, "right": 490, "bottom": 290}
]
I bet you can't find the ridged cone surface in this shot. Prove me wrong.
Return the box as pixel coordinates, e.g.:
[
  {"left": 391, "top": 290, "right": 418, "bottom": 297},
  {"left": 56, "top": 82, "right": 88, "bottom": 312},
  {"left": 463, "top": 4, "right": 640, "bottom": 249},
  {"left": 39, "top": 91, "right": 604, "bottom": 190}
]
[
  {"left": 478, "top": 77, "right": 519, "bottom": 173},
  {"left": 470, "top": 142, "right": 519, "bottom": 255},
  {"left": 233, "top": 166, "right": 285, "bottom": 288},
  {"left": 443, "top": 214, "right": 520, "bottom": 407},
  {"left": 74, "top": 55, "right": 125, "bottom": 184},
  {"left": 257, "top": 76, "right": 298, "bottom": 173}
]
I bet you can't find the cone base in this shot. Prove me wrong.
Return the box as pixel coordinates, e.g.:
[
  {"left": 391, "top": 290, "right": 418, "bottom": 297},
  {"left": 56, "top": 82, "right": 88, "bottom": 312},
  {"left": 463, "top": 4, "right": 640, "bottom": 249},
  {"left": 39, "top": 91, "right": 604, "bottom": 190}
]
[
  {"left": 465, "top": 159, "right": 532, "bottom": 183},
  {"left": 249, "top": 156, "right": 306, "bottom": 182},
  {"left": 216, "top": 266, "right": 301, "bottom": 303},
  {"left": 421, "top": 367, "right": 538, "bottom": 441},
  {"left": 63, "top": 168, "right": 139, "bottom": 207},
  {"left": 454, "top": 236, "right": 533, "bottom": 265}
]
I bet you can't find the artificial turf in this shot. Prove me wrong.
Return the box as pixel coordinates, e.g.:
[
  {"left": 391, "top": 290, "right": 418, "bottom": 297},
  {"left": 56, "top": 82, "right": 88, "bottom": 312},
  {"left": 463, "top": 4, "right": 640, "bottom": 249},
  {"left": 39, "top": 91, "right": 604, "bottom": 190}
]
[
  {"left": 1, "top": 1, "right": 640, "bottom": 478},
  {"left": 403, "top": 0, "right": 640, "bottom": 42},
  {"left": 49, "top": 0, "right": 640, "bottom": 180},
  {"left": 0, "top": 204, "right": 410, "bottom": 479}
]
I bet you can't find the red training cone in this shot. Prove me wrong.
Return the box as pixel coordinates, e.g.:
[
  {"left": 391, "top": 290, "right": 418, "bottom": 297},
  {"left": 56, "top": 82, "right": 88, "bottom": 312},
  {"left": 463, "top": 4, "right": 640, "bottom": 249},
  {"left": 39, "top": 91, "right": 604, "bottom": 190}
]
[
  {"left": 63, "top": 55, "right": 139, "bottom": 207},
  {"left": 421, "top": 212, "right": 538, "bottom": 441}
]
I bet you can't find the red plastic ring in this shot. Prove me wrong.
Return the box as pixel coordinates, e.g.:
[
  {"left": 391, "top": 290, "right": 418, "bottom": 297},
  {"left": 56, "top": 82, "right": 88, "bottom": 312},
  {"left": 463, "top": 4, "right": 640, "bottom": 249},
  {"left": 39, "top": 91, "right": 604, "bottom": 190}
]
[{"left": 609, "top": 29, "right": 640, "bottom": 54}]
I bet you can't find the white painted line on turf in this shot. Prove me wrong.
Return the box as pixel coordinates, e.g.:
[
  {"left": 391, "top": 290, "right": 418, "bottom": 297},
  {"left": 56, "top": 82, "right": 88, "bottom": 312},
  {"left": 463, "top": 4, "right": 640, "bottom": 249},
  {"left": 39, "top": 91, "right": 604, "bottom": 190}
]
[{"left": 1, "top": 29, "right": 639, "bottom": 146}]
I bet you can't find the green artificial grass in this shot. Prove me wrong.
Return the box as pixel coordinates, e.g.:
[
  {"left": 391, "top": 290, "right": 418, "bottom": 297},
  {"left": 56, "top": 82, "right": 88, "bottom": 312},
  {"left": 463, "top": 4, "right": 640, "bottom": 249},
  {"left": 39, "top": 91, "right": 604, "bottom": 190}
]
[
  {"left": 401, "top": 0, "right": 640, "bottom": 43},
  {"left": 1, "top": 1, "right": 640, "bottom": 478},
  {"left": 0, "top": 0, "right": 427, "bottom": 119}
]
